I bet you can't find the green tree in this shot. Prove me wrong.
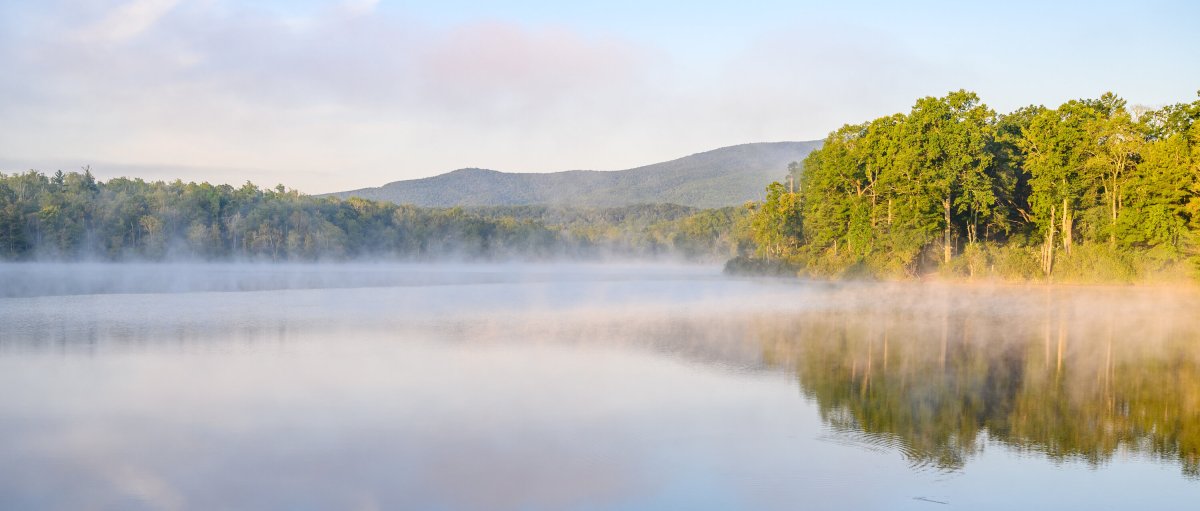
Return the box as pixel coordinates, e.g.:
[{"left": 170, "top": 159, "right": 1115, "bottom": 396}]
[
  {"left": 1021, "top": 100, "right": 1103, "bottom": 273},
  {"left": 748, "top": 182, "right": 802, "bottom": 262}
]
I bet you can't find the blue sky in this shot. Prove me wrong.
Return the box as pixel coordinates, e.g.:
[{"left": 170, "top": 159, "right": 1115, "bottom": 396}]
[{"left": 1, "top": 0, "right": 1198, "bottom": 192}]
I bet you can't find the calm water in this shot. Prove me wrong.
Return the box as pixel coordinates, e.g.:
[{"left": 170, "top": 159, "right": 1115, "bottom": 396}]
[{"left": 2, "top": 264, "right": 1199, "bottom": 510}]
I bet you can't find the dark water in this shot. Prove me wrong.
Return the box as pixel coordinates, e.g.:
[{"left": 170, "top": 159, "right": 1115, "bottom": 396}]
[{"left": 2, "top": 264, "right": 1199, "bottom": 510}]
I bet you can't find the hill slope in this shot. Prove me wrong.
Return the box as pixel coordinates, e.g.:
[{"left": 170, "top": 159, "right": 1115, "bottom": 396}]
[{"left": 330, "top": 141, "right": 821, "bottom": 208}]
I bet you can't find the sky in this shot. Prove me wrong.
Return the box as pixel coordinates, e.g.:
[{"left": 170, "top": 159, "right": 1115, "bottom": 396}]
[{"left": 1, "top": 0, "right": 1198, "bottom": 193}]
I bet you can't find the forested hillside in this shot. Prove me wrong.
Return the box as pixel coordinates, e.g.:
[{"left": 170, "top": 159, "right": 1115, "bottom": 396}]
[
  {"left": 10, "top": 89, "right": 1194, "bottom": 279},
  {"left": 331, "top": 141, "right": 820, "bottom": 208},
  {"left": 0, "top": 171, "right": 746, "bottom": 261},
  {"left": 735, "top": 90, "right": 1200, "bottom": 282}
]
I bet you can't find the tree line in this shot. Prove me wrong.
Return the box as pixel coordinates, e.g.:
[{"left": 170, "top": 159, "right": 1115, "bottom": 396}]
[
  {"left": 736, "top": 90, "right": 1200, "bottom": 281},
  {"left": 0, "top": 170, "right": 746, "bottom": 262}
]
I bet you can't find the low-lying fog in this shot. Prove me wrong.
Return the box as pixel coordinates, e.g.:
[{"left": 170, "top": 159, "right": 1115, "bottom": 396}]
[{"left": 2, "top": 263, "right": 1198, "bottom": 510}]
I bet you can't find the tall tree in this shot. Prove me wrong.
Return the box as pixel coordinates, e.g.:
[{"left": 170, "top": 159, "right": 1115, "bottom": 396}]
[
  {"left": 898, "top": 90, "right": 996, "bottom": 264},
  {"left": 1085, "top": 93, "right": 1143, "bottom": 246},
  {"left": 1021, "top": 100, "right": 1103, "bottom": 273}
]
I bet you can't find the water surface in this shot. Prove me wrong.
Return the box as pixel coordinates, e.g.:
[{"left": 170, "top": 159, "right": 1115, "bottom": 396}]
[{"left": 2, "top": 264, "right": 1198, "bottom": 510}]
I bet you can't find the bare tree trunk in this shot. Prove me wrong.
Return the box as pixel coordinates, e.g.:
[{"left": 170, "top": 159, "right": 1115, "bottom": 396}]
[
  {"left": 943, "top": 196, "right": 952, "bottom": 265},
  {"left": 1043, "top": 204, "right": 1057, "bottom": 276},
  {"left": 870, "top": 193, "right": 877, "bottom": 227},
  {"left": 1061, "top": 197, "right": 1072, "bottom": 255},
  {"left": 1110, "top": 174, "right": 1118, "bottom": 246}
]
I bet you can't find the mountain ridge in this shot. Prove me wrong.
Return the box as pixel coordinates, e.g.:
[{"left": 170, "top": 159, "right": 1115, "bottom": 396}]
[{"left": 328, "top": 141, "right": 822, "bottom": 209}]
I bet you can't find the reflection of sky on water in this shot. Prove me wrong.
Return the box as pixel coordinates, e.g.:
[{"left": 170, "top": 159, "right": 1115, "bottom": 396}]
[
  {"left": 0, "top": 335, "right": 909, "bottom": 510},
  {"left": 1, "top": 264, "right": 1198, "bottom": 510}
]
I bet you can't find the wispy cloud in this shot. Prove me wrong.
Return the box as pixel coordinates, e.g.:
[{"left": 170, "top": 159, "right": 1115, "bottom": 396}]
[
  {"left": 0, "top": 1, "right": 665, "bottom": 191},
  {"left": 3, "top": 1, "right": 1195, "bottom": 193},
  {"left": 76, "top": 0, "right": 182, "bottom": 43},
  {"left": 340, "top": 0, "right": 380, "bottom": 17}
]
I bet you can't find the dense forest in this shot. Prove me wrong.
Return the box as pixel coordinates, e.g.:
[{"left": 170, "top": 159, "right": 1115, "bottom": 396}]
[
  {"left": 8, "top": 89, "right": 1198, "bottom": 279},
  {"left": 735, "top": 90, "right": 1200, "bottom": 282},
  {"left": 0, "top": 170, "right": 746, "bottom": 262}
]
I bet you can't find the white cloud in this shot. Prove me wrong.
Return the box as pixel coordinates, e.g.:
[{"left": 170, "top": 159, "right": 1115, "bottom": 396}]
[
  {"left": 2, "top": 1, "right": 1199, "bottom": 193},
  {"left": 76, "top": 0, "right": 181, "bottom": 43},
  {"left": 1, "top": 2, "right": 672, "bottom": 191},
  {"left": 340, "top": 0, "right": 380, "bottom": 17},
  {"left": 0, "top": 2, "right": 963, "bottom": 193}
]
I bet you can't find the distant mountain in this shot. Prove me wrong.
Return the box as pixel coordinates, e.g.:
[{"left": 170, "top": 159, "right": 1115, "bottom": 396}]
[{"left": 329, "top": 141, "right": 822, "bottom": 208}]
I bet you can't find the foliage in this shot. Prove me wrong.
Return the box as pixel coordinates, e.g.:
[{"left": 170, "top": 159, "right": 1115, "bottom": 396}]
[
  {"left": 0, "top": 172, "right": 745, "bottom": 262},
  {"left": 736, "top": 90, "right": 1200, "bottom": 282}
]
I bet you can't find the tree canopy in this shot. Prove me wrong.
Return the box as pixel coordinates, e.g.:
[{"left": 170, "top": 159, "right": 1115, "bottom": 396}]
[
  {"left": 0, "top": 172, "right": 746, "bottom": 262},
  {"left": 738, "top": 90, "right": 1200, "bottom": 281}
]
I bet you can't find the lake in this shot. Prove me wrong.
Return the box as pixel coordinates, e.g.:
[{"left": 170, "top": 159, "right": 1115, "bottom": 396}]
[{"left": 2, "top": 263, "right": 1198, "bottom": 510}]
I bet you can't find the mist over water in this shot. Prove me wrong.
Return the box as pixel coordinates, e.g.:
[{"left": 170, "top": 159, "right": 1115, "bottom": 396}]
[
  {"left": 2, "top": 263, "right": 1199, "bottom": 510},
  {"left": 0, "top": 262, "right": 720, "bottom": 298}
]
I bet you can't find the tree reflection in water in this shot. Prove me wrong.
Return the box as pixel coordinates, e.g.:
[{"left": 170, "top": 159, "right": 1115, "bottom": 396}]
[{"left": 757, "top": 285, "right": 1200, "bottom": 477}]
